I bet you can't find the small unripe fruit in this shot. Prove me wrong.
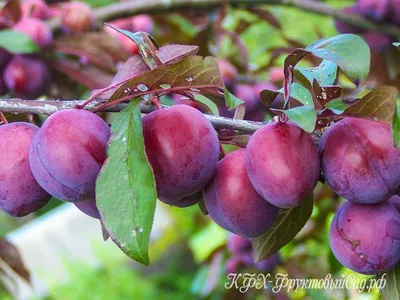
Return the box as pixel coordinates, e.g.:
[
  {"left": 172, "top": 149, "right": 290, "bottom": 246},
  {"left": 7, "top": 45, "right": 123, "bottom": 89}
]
[
  {"left": 0, "top": 123, "right": 51, "bottom": 217},
  {"left": 4, "top": 56, "right": 50, "bottom": 99},
  {"left": 30, "top": 109, "right": 110, "bottom": 202},
  {"left": 204, "top": 149, "right": 279, "bottom": 237},
  {"left": 74, "top": 198, "right": 100, "bottom": 219},
  {"left": 320, "top": 117, "right": 400, "bottom": 204},
  {"left": 14, "top": 17, "right": 52, "bottom": 48},
  {"left": 329, "top": 201, "right": 400, "bottom": 275},
  {"left": 246, "top": 121, "right": 320, "bottom": 208},
  {"left": 143, "top": 105, "right": 219, "bottom": 204},
  {"left": 61, "top": 1, "right": 95, "bottom": 33}
]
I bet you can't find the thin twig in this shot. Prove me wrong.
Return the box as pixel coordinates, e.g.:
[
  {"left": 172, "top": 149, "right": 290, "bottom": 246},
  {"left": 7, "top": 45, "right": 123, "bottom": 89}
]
[
  {"left": 0, "top": 99, "right": 264, "bottom": 133},
  {"left": 0, "top": 112, "right": 8, "bottom": 124}
]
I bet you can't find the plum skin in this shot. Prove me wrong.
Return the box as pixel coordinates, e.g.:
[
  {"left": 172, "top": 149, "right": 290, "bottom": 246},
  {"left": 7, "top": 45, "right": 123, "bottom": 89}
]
[
  {"left": 4, "top": 56, "right": 50, "bottom": 99},
  {"left": 245, "top": 121, "right": 320, "bottom": 208},
  {"left": 29, "top": 109, "right": 110, "bottom": 202},
  {"left": 14, "top": 18, "right": 52, "bottom": 48},
  {"left": 320, "top": 117, "right": 400, "bottom": 204},
  {"left": 0, "top": 123, "right": 51, "bottom": 217},
  {"left": 255, "top": 252, "right": 280, "bottom": 272},
  {"left": 142, "top": 105, "right": 219, "bottom": 204},
  {"left": 61, "top": 1, "right": 95, "bottom": 33},
  {"left": 203, "top": 149, "right": 279, "bottom": 237},
  {"left": 74, "top": 198, "right": 100, "bottom": 219},
  {"left": 329, "top": 201, "right": 400, "bottom": 275},
  {"left": 227, "top": 234, "right": 251, "bottom": 254}
]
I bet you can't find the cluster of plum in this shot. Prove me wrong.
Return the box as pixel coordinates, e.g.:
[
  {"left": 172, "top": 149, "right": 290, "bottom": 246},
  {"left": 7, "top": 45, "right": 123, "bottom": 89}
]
[
  {"left": 321, "top": 117, "right": 400, "bottom": 275},
  {"left": 335, "top": 0, "right": 400, "bottom": 52},
  {"left": 0, "top": 0, "right": 95, "bottom": 98},
  {"left": 226, "top": 234, "right": 280, "bottom": 274},
  {"left": 0, "top": 0, "right": 154, "bottom": 99}
]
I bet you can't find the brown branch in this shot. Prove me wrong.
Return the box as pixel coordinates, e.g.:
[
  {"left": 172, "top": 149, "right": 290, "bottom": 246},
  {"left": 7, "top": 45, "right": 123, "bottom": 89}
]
[
  {"left": 47, "top": 0, "right": 400, "bottom": 38},
  {"left": 0, "top": 99, "right": 263, "bottom": 133}
]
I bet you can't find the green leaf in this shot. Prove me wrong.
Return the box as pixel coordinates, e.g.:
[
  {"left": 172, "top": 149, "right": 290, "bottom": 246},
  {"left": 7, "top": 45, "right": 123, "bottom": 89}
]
[
  {"left": 393, "top": 104, "right": 400, "bottom": 148},
  {"left": 224, "top": 87, "right": 245, "bottom": 110},
  {"left": 277, "top": 106, "right": 316, "bottom": 132},
  {"left": 189, "top": 222, "right": 227, "bottom": 263},
  {"left": 380, "top": 265, "right": 400, "bottom": 300},
  {"left": 0, "top": 30, "right": 39, "bottom": 54},
  {"left": 306, "top": 34, "right": 370, "bottom": 85},
  {"left": 96, "top": 101, "right": 157, "bottom": 265},
  {"left": 193, "top": 94, "right": 220, "bottom": 116},
  {"left": 295, "top": 60, "right": 338, "bottom": 86},
  {"left": 278, "top": 83, "right": 313, "bottom": 106},
  {"left": 346, "top": 86, "right": 397, "bottom": 123},
  {"left": 252, "top": 193, "right": 314, "bottom": 262}
]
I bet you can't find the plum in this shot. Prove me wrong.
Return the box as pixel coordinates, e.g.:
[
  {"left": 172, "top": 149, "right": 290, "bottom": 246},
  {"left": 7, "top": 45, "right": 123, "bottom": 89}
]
[
  {"left": 245, "top": 121, "right": 319, "bottom": 208},
  {"left": 320, "top": 117, "right": 400, "bottom": 204},
  {"left": 4, "top": 56, "right": 50, "bottom": 99},
  {"left": 131, "top": 15, "right": 153, "bottom": 33},
  {"left": 334, "top": 6, "right": 364, "bottom": 34},
  {"left": 22, "top": 0, "right": 51, "bottom": 20},
  {"left": 268, "top": 67, "right": 284, "bottom": 84},
  {"left": 142, "top": 105, "right": 219, "bottom": 203},
  {"left": 389, "top": 195, "right": 400, "bottom": 213},
  {"left": 233, "top": 84, "right": 266, "bottom": 122},
  {"left": 0, "top": 77, "right": 7, "bottom": 95},
  {"left": 0, "top": 123, "right": 51, "bottom": 217},
  {"left": 255, "top": 253, "right": 280, "bottom": 272},
  {"left": 363, "top": 31, "right": 392, "bottom": 52},
  {"left": 14, "top": 17, "right": 52, "bottom": 48},
  {"left": 226, "top": 256, "right": 243, "bottom": 274},
  {"left": 0, "top": 48, "right": 10, "bottom": 69},
  {"left": 169, "top": 191, "right": 203, "bottom": 208},
  {"left": 227, "top": 234, "right": 251, "bottom": 254},
  {"left": 357, "top": 0, "right": 391, "bottom": 22},
  {"left": 204, "top": 149, "right": 279, "bottom": 237},
  {"left": 29, "top": 109, "right": 110, "bottom": 202},
  {"left": 74, "top": 198, "right": 100, "bottom": 219},
  {"left": 217, "top": 59, "right": 237, "bottom": 89},
  {"left": 329, "top": 201, "right": 400, "bottom": 275},
  {"left": 61, "top": 1, "right": 95, "bottom": 33}
]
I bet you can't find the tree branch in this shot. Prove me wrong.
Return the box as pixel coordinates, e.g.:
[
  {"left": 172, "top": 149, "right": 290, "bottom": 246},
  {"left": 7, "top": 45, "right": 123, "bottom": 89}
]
[
  {"left": 47, "top": 0, "right": 400, "bottom": 38},
  {"left": 0, "top": 99, "right": 263, "bottom": 133}
]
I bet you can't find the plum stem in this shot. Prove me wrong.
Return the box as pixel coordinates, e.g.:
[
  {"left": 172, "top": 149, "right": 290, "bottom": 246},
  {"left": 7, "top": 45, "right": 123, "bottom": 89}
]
[{"left": 0, "top": 112, "right": 8, "bottom": 125}]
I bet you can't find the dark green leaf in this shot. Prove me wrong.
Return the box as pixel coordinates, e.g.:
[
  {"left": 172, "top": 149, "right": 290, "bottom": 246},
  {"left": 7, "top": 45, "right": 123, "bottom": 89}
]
[
  {"left": 0, "top": 30, "right": 39, "bottom": 54},
  {"left": 252, "top": 193, "right": 314, "bottom": 262},
  {"left": 306, "top": 34, "right": 370, "bottom": 85},
  {"left": 96, "top": 101, "right": 157, "bottom": 265},
  {"left": 224, "top": 88, "right": 245, "bottom": 110},
  {"left": 260, "top": 89, "right": 279, "bottom": 107},
  {"left": 345, "top": 86, "right": 397, "bottom": 123}
]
